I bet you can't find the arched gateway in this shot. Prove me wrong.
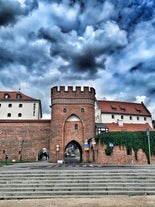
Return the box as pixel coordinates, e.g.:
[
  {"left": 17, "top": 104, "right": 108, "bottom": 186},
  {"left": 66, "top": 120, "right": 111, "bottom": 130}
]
[
  {"left": 50, "top": 86, "right": 96, "bottom": 163},
  {"left": 64, "top": 140, "right": 82, "bottom": 163}
]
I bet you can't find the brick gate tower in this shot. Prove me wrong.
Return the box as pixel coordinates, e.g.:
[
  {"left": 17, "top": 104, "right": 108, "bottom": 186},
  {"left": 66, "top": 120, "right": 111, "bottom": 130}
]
[{"left": 50, "top": 86, "right": 96, "bottom": 163}]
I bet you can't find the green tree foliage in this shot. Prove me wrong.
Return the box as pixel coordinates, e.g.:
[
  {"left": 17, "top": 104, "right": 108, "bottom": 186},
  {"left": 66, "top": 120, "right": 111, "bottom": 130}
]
[{"left": 95, "top": 131, "right": 155, "bottom": 164}]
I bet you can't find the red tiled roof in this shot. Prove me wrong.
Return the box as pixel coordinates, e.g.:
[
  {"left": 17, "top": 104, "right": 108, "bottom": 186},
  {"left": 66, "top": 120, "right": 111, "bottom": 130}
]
[
  {"left": 97, "top": 100, "right": 151, "bottom": 116},
  {"left": 0, "top": 91, "right": 39, "bottom": 101},
  {"left": 105, "top": 123, "right": 153, "bottom": 132}
]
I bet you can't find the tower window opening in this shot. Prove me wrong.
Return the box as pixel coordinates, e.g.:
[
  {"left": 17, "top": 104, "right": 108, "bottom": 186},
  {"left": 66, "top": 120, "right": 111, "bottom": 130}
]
[
  {"left": 81, "top": 108, "right": 84, "bottom": 112},
  {"left": 63, "top": 108, "right": 67, "bottom": 113}
]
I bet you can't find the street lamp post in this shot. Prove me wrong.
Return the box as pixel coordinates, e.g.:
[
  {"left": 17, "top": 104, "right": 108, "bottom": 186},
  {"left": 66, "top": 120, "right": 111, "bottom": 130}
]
[{"left": 146, "top": 128, "right": 151, "bottom": 165}]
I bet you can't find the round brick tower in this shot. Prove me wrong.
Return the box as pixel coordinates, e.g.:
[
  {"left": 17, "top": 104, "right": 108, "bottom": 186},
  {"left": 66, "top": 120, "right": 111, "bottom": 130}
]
[{"left": 50, "top": 86, "right": 96, "bottom": 163}]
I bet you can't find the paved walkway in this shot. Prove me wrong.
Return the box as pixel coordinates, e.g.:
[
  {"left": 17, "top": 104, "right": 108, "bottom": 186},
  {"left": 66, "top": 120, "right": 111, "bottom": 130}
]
[
  {"left": 1, "top": 161, "right": 154, "bottom": 171},
  {"left": 0, "top": 195, "right": 155, "bottom": 207}
]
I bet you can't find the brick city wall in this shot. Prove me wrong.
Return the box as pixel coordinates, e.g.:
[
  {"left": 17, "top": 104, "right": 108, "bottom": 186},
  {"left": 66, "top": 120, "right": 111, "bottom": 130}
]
[
  {"left": 0, "top": 120, "right": 51, "bottom": 161},
  {"left": 0, "top": 85, "right": 154, "bottom": 165},
  {"left": 89, "top": 143, "right": 155, "bottom": 165}
]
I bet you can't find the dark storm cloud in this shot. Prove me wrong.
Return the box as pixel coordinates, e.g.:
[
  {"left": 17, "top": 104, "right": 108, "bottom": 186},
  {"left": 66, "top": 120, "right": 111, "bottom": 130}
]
[
  {"left": 0, "top": 0, "right": 38, "bottom": 26},
  {"left": 38, "top": 20, "right": 127, "bottom": 76},
  {"left": 110, "top": 0, "right": 155, "bottom": 31},
  {"left": 0, "top": 0, "right": 155, "bottom": 118},
  {"left": 0, "top": 47, "right": 14, "bottom": 66}
]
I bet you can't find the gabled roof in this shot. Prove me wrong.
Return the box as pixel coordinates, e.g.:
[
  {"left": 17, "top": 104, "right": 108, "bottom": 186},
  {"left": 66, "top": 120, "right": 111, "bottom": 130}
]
[
  {"left": 105, "top": 123, "right": 153, "bottom": 132},
  {"left": 97, "top": 100, "right": 151, "bottom": 116},
  {"left": 0, "top": 91, "right": 40, "bottom": 101}
]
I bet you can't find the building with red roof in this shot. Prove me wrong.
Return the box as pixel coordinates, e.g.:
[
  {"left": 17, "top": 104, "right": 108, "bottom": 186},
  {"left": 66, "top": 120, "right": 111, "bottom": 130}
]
[{"left": 95, "top": 100, "right": 153, "bottom": 132}]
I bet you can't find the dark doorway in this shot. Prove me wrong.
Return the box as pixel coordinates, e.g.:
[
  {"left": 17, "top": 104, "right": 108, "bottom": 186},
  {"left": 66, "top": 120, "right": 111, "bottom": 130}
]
[
  {"left": 64, "top": 140, "right": 82, "bottom": 163},
  {"left": 38, "top": 148, "right": 49, "bottom": 161}
]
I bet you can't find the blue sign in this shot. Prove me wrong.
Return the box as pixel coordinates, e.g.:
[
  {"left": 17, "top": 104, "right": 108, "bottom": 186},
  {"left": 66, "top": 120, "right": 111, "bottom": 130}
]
[
  {"left": 109, "top": 142, "right": 114, "bottom": 148},
  {"left": 84, "top": 143, "right": 89, "bottom": 151},
  {"left": 146, "top": 128, "right": 150, "bottom": 136}
]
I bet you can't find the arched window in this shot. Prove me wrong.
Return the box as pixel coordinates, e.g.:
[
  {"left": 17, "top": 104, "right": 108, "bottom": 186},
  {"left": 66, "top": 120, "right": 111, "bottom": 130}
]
[
  {"left": 81, "top": 108, "right": 84, "bottom": 112},
  {"left": 16, "top": 94, "right": 22, "bottom": 99}
]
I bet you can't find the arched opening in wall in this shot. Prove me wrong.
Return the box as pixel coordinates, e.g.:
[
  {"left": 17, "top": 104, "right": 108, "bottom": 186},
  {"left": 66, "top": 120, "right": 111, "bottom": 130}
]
[
  {"left": 38, "top": 148, "right": 49, "bottom": 161},
  {"left": 64, "top": 140, "right": 82, "bottom": 163}
]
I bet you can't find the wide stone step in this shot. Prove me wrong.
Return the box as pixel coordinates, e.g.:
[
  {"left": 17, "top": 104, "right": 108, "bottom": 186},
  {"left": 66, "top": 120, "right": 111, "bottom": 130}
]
[
  {"left": 0, "top": 189, "right": 155, "bottom": 200},
  {"left": 0, "top": 185, "right": 155, "bottom": 191},
  {"left": 1, "top": 182, "right": 155, "bottom": 187},
  {"left": 1, "top": 168, "right": 155, "bottom": 199},
  {"left": 0, "top": 179, "right": 155, "bottom": 185}
]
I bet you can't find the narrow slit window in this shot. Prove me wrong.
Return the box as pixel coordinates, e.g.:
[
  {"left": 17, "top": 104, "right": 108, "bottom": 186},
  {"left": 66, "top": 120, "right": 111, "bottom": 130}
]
[
  {"left": 63, "top": 108, "right": 67, "bottom": 113},
  {"left": 75, "top": 124, "right": 78, "bottom": 130}
]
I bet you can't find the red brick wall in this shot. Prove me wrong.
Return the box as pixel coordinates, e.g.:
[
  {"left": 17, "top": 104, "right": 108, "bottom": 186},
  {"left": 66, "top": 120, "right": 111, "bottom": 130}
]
[
  {"left": 89, "top": 142, "right": 154, "bottom": 165},
  {"left": 0, "top": 120, "right": 50, "bottom": 161}
]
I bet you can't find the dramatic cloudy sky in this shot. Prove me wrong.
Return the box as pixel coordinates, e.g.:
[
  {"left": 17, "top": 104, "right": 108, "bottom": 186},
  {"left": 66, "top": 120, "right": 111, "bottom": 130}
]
[{"left": 0, "top": 0, "right": 155, "bottom": 119}]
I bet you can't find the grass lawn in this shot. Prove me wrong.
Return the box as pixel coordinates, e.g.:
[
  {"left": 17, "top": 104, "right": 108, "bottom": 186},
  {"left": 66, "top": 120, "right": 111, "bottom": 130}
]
[{"left": 0, "top": 160, "right": 32, "bottom": 167}]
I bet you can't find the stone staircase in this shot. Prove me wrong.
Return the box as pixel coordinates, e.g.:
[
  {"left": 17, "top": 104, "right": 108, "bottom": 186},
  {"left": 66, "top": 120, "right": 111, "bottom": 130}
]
[{"left": 1, "top": 167, "right": 155, "bottom": 199}]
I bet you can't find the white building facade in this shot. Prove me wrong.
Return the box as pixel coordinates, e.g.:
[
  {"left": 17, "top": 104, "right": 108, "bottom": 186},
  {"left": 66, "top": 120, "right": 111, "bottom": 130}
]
[
  {"left": 0, "top": 91, "right": 42, "bottom": 120},
  {"left": 95, "top": 100, "right": 153, "bottom": 132}
]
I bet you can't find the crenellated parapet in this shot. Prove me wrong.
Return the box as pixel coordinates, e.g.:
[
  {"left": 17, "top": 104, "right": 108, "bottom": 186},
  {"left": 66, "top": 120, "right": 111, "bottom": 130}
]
[{"left": 51, "top": 86, "right": 96, "bottom": 101}]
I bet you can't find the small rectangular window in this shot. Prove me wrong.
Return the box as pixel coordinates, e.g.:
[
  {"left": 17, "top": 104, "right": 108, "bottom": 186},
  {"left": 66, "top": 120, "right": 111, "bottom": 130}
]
[
  {"left": 144, "top": 117, "right": 147, "bottom": 121},
  {"left": 18, "top": 113, "right": 22, "bottom": 117},
  {"left": 130, "top": 116, "right": 132, "bottom": 120},
  {"left": 7, "top": 113, "right": 11, "bottom": 117},
  {"left": 19, "top": 104, "right": 23, "bottom": 108},
  {"left": 121, "top": 115, "right": 124, "bottom": 119},
  {"left": 112, "top": 114, "right": 114, "bottom": 119},
  {"left": 8, "top": 104, "right": 12, "bottom": 108},
  {"left": 137, "top": 116, "right": 139, "bottom": 120}
]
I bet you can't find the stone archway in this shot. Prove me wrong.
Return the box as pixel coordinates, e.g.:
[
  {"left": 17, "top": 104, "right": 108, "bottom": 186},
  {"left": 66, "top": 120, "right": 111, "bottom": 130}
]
[
  {"left": 38, "top": 148, "right": 49, "bottom": 161},
  {"left": 64, "top": 140, "right": 82, "bottom": 163}
]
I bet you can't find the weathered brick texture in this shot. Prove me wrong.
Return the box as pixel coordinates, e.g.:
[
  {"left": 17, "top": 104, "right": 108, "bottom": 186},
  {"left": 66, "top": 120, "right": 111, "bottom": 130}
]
[
  {"left": 0, "top": 120, "right": 50, "bottom": 161},
  {"left": 50, "top": 86, "right": 96, "bottom": 162},
  {"left": 89, "top": 142, "right": 154, "bottom": 165}
]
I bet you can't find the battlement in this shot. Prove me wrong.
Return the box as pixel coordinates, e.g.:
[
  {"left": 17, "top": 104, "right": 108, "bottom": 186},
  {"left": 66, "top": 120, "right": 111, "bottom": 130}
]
[{"left": 51, "top": 86, "right": 96, "bottom": 100}]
